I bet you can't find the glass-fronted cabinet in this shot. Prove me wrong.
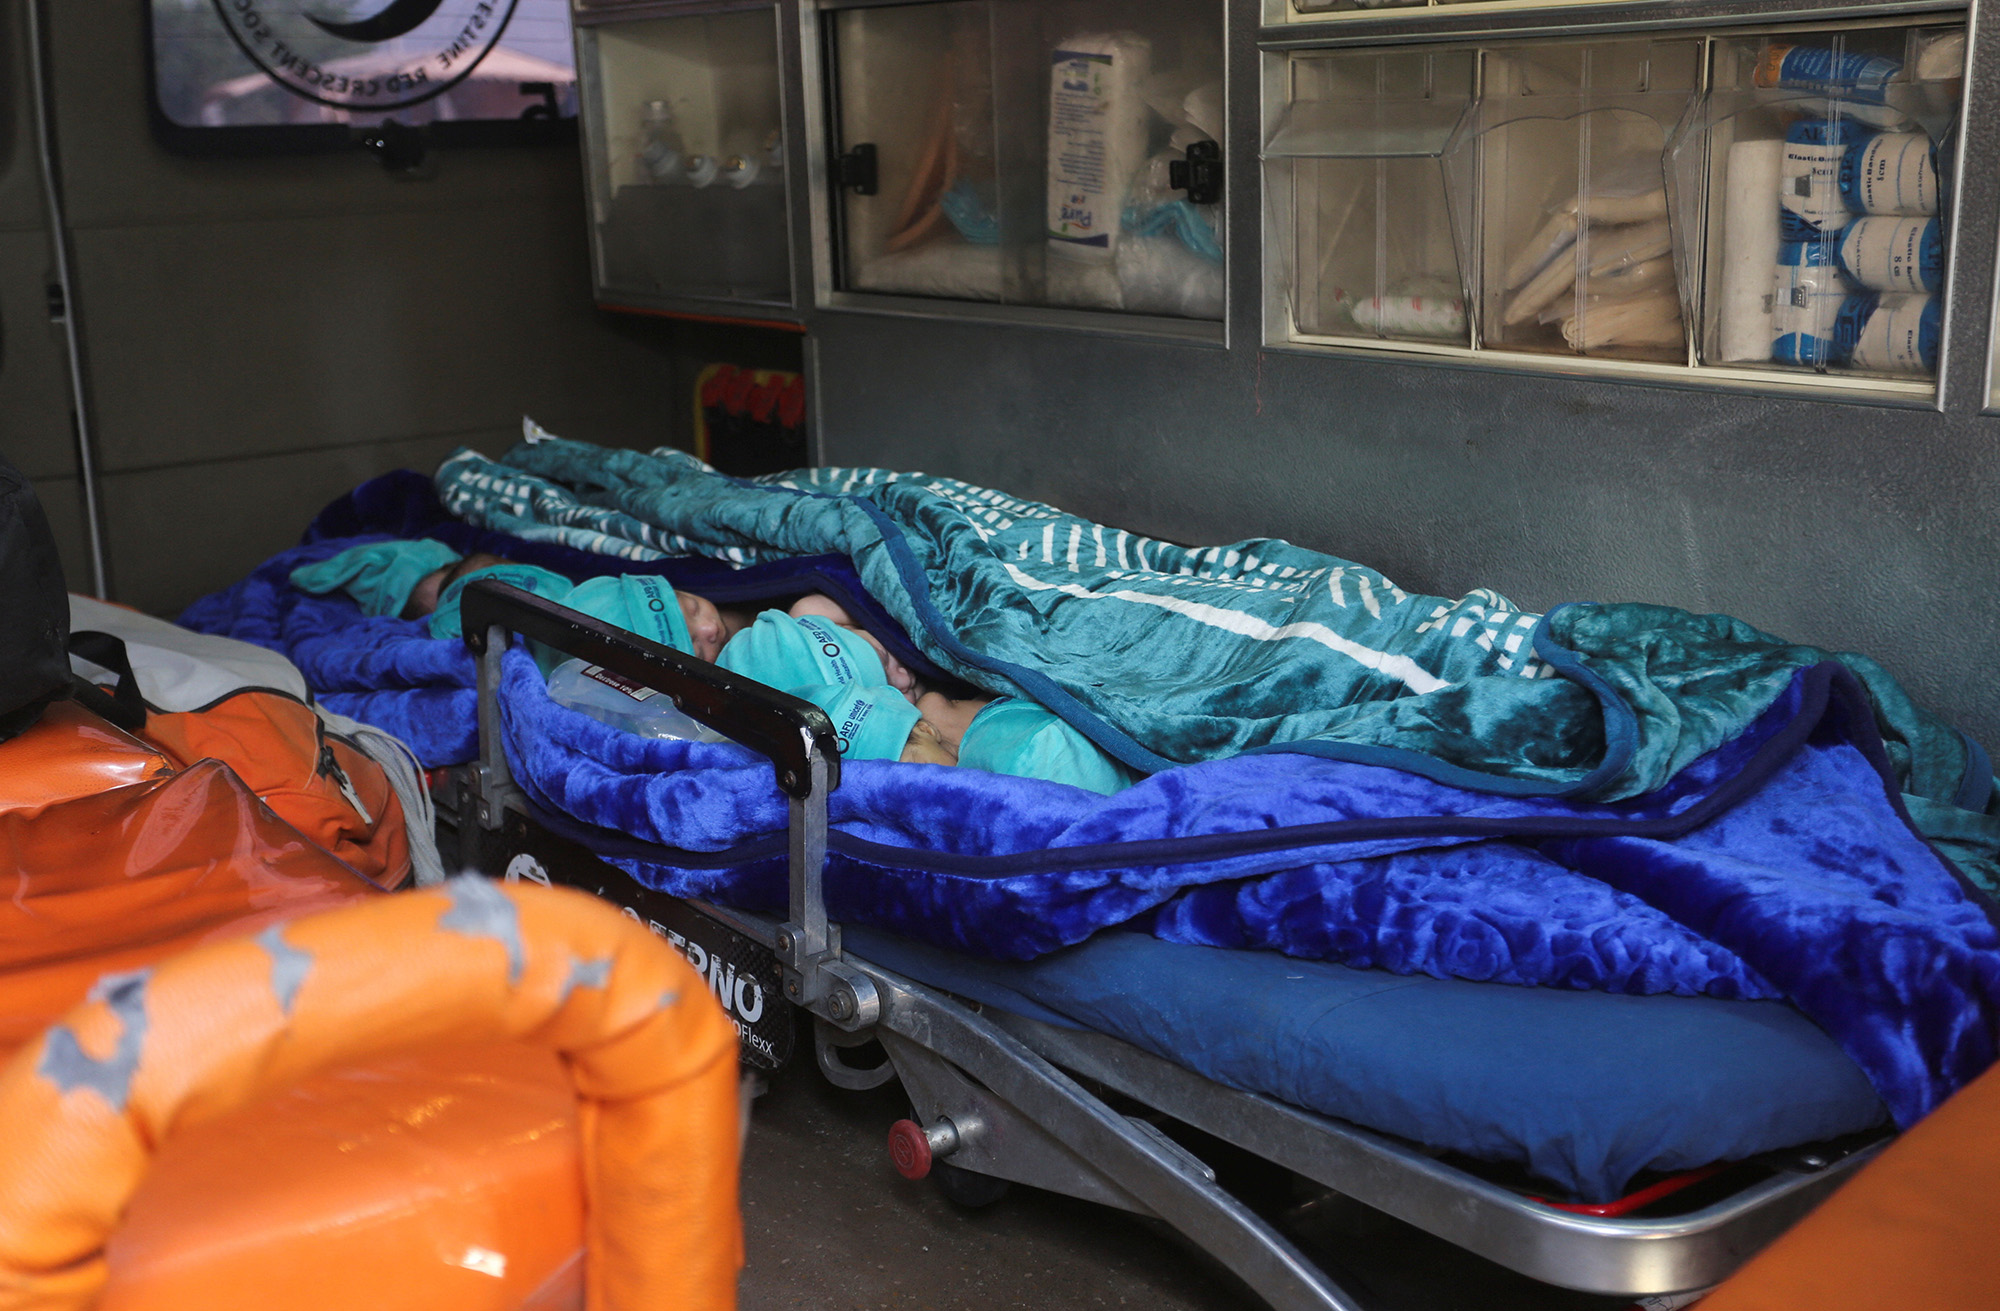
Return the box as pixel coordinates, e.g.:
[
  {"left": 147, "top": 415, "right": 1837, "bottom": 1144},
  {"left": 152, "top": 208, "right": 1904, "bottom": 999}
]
[
  {"left": 1263, "top": 17, "right": 1967, "bottom": 396},
  {"left": 575, "top": 5, "right": 793, "bottom": 312},
  {"left": 823, "top": 0, "right": 1225, "bottom": 326}
]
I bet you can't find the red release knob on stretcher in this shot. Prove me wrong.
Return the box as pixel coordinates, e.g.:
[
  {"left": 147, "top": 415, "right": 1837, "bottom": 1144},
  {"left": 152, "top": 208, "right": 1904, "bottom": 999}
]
[
  {"left": 888, "top": 1119, "right": 934, "bottom": 1179},
  {"left": 888, "top": 1117, "right": 962, "bottom": 1180}
]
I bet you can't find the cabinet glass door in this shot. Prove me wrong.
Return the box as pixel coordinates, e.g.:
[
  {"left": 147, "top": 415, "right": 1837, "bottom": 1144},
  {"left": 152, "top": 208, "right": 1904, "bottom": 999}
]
[
  {"left": 1265, "top": 20, "right": 1966, "bottom": 397},
  {"left": 1265, "top": 49, "right": 1474, "bottom": 347},
  {"left": 577, "top": 8, "right": 792, "bottom": 309},
  {"left": 828, "top": 0, "right": 1225, "bottom": 322},
  {"left": 1470, "top": 39, "right": 1697, "bottom": 364}
]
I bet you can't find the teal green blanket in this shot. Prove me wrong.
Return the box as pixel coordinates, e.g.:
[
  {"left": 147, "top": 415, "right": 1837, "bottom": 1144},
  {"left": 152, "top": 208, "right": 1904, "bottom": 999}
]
[{"left": 435, "top": 439, "right": 1995, "bottom": 830}]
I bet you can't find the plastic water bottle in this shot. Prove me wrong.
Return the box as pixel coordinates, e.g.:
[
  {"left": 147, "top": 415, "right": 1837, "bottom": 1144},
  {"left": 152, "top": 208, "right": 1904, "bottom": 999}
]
[
  {"left": 639, "top": 100, "right": 685, "bottom": 183},
  {"left": 546, "top": 658, "right": 729, "bottom": 742}
]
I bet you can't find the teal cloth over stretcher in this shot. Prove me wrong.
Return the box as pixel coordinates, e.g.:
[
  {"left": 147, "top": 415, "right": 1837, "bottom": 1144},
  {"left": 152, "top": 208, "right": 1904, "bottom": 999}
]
[{"left": 435, "top": 438, "right": 1995, "bottom": 824}]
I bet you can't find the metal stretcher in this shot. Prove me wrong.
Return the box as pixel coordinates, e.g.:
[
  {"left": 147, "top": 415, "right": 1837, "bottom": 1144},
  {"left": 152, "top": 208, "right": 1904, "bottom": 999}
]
[{"left": 444, "top": 579, "right": 1884, "bottom": 1310}]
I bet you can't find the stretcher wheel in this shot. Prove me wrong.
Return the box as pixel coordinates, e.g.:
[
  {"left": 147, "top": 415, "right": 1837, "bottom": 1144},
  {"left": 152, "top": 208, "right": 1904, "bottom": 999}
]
[{"left": 932, "top": 1160, "right": 1010, "bottom": 1210}]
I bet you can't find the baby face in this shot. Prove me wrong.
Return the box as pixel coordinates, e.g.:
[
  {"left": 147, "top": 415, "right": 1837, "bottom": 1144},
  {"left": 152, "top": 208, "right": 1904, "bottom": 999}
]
[
  {"left": 899, "top": 718, "right": 958, "bottom": 766},
  {"left": 679, "top": 591, "right": 733, "bottom": 663}
]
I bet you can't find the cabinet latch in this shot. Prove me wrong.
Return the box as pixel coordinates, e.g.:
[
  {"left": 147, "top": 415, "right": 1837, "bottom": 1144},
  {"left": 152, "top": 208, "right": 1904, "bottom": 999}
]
[
  {"left": 835, "top": 142, "right": 878, "bottom": 196},
  {"left": 1168, "top": 140, "right": 1223, "bottom": 206}
]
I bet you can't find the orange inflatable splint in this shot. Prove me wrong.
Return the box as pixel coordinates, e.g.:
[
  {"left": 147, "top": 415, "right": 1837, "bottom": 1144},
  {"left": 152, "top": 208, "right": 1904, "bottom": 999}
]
[
  {"left": 0, "top": 707, "right": 592, "bottom": 1309},
  {"left": 0, "top": 879, "right": 743, "bottom": 1311},
  {"left": 1700, "top": 1059, "right": 2000, "bottom": 1310},
  {"left": 0, "top": 750, "right": 382, "bottom": 1061},
  {"left": 106, "top": 1043, "right": 588, "bottom": 1311},
  {"left": 0, "top": 701, "right": 172, "bottom": 820}
]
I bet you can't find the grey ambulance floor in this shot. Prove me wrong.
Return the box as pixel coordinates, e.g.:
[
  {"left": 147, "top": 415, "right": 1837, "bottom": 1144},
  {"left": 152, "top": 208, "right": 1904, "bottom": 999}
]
[{"left": 736, "top": 1052, "right": 1637, "bottom": 1311}]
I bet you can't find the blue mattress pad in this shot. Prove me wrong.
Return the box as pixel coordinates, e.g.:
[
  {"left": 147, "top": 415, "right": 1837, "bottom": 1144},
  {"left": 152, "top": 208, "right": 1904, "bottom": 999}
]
[{"left": 844, "top": 925, "right": 1887, "bottom": 1203}]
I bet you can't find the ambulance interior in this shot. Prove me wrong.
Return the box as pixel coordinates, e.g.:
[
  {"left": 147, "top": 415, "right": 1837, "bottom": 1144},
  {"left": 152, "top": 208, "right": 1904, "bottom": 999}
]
[{"left": 1, "top": 0, "right": 1997, "bottom": 1308}]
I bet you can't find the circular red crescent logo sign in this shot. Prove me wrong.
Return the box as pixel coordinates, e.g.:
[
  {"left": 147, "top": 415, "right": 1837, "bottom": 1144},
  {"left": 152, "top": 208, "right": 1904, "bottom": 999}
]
[{"left": 212, "top": 0, "right": 520, "bottom": 111}]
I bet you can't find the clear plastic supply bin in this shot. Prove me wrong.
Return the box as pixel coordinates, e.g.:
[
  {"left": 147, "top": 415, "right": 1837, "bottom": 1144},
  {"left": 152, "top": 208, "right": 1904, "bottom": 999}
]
[
  {"left": 1668, "top": 24, "right": 1964, "bottom": 385},
  {"left": 1469, "top": 40, "right": 1698, "bottom": 364},
  {"left": 1265, "top": 19, "right": 1967, "bottom": 394},
  {"left": 576, "top": 7, "right": 792, "bottom": 310},
  {"left": 825, "top": 0, "right": 1225, "bottom": 323},
  {"left": 1263, "top": 50, "right": 1475, "bottom": 348}
]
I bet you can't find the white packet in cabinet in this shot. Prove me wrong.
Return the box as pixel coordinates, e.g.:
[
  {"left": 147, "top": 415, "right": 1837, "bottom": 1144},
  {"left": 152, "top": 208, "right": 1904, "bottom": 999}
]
[{"left": 1048, "top": 34, "right": 1152, "bottom": 264}]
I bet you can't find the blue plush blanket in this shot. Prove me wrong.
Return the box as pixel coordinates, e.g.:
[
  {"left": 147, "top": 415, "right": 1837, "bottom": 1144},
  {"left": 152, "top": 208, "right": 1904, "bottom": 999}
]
[
  {"left": 502, "top": 647, "right": 1997, "bottom": 1130},
  {"left": 178, "top": 463, "right": 2000, "bottom": 1140}
]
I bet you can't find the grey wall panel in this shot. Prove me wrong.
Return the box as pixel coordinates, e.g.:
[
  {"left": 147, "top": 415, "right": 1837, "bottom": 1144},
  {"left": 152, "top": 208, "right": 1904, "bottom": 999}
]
[
  {"left": 26, "top": 3, "right": 697, "bottom": 609},
  {"left": 0, "top": 1, "right": 49, "bottom": 232},
  {"left": 98, "top": 433, "right": 504, "bottom": 616},
  {"left": 73, "top": 203, "right": 671, "bottom": 473},
  {"left": 811, "top": 313, "right": 2000, "bottom": 754},
  {"left": 0, "top": 228, "right": 72, "bottom": 481}
]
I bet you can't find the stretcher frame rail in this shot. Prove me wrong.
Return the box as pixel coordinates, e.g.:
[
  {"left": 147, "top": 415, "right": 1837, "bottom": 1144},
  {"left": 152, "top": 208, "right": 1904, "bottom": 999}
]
[
  {"left": 460, "top": 577, "right": 872, "bottom": 1022},
  {"left": 455, "top": 578, "right": 1883, "bottom": 1311}
]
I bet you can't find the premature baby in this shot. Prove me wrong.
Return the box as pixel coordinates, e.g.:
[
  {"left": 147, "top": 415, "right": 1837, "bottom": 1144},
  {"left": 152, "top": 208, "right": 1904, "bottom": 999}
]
[
  {"left": 290, "top": 539, "right": 743, "bottom": 658},
  {"left": 293, "top": 539, "right": 1134, "bottom": 793},
  {"left": 719, "top": 597, "right": 1134, "bottom": 794}
]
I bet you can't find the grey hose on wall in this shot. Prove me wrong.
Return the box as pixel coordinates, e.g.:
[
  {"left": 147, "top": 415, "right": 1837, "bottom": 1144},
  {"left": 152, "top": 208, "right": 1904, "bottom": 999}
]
[{"left": 24, "top": 0, "right": 109, "bottom": 599}]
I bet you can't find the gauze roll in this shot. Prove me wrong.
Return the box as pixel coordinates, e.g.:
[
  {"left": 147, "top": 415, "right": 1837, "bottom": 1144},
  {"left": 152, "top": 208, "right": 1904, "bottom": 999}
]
[
  {"left": 1718, "top": 138, "right": 1784, "bottom": 362},
  {"left": 1772, "top": 239, "right": 1851, "bottom": 364},
  {"left": 1340, "top": 290, "right": 1466, "bottom": 338},
  {"left": 1754, "top": 44, "right": 1900, "bottom": 102},
  {"left": 1780, "top": 119, "right": 1866, "bottom": 240},
  {"left": 1841, "top": 292, "right": 1940, "bottom": 374}
]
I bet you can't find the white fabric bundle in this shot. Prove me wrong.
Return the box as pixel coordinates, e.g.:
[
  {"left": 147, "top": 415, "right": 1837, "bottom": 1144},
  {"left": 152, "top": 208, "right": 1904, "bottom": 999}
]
[
  {"left": 1561, "top": 291, "right": 1683, "bottom": 351},
  {"left": 1504, "top": 218, "right": 1673, "bottom": 326}
]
